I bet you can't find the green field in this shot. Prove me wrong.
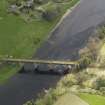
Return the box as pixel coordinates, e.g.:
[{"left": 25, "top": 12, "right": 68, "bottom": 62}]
[
  {"left": 0, "top": 1, "right": 58, "bottom": 58},
  {"left": 79, "top": 93, "right": 105, "bottom": 105},
  {"left": 0, "top": 0, "right": 79, "bottom": 83}
]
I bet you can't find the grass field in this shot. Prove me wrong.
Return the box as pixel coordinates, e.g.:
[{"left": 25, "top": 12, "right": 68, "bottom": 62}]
[
  {"left": 78, "top": 93, "right": 105, "bottom": 105},
  {"left": 0, "top": 0, "right": 79, "bottom": 83},
  {"left": 0, "top": 2, "right": 57, "bottom": 58}
]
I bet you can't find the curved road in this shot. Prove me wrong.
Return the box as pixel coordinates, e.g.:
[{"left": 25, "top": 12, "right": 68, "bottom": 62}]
[{"left": 0, "top": 0, "right": 105, "bottom": 105}]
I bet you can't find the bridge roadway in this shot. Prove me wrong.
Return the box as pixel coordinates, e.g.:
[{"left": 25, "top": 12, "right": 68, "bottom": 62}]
[{"left": 0, "top": 58, "right": 78, "bottom": 65}]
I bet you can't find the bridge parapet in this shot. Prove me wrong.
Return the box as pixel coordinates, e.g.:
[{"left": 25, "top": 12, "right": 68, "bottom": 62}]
[{"left": 0, "top": 58, "right": 78, "bottom": 65}]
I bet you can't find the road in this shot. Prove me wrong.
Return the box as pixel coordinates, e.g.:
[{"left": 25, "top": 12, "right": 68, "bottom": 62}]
[{"left": 0, "top": 0, "right": 105, "bottom": 105}]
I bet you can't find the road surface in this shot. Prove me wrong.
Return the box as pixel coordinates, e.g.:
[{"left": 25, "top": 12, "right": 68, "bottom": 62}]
[{"left": 0, "top": 0, "right": 105, "bottom": 105}]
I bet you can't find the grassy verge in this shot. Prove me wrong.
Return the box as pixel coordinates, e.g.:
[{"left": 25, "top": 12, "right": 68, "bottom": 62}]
[
  {"left": 78, "top": 93, "right": 105, "bottom": 105},
  {"left": 0, "top": 0, "right": 79, "bottom": 83}
]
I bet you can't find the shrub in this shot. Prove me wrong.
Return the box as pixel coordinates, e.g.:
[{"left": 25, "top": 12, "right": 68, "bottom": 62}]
[
  {"left": 78, "top": 36, "right": 102, "bottom": 70},
  {"left": 83, "top": 77, "right": 97, "bottom": 89},
  {"left": 97, "top": 26, "right": 105, "bottom": 39},
  {"left": 60, "top": 74, "right": 78, "bottom": 87},
  {"left": 23, "top": 100, "right": 35, "bottom": 105},
  {"left": 25, "top": 87, "right": 67, "bottom": 105},
  {"left": 78, "top": 56, "right": 92, "bottom": 69},
  {"left": 33, "top": 37, "right": 41, "bottom": 45},
  {"left": 41, "top": 2, "right": 61, "bottom": 21},
  {"left": 34, "top": 91, "right": 54, "bottom": 105},
  {"left": 75, "top": 72, "right": 90, "bottom": 86},
  {"left": 92, "top": 77, "right": 105, "bottom": 90},
  {"left": 53, "top": 86, "right": 67, "bottom": 96},
  {"left": 100, "top": 87, "right": 105, "bottom": 95}
]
